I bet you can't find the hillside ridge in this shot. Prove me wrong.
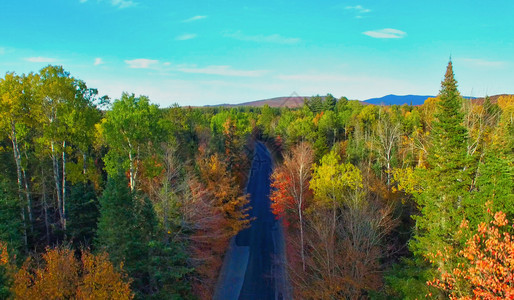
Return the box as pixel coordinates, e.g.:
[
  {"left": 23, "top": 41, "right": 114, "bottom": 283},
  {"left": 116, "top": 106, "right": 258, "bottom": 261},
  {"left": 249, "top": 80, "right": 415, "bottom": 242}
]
[{"left": 207, "top": 94, "right": 511, "bottom": 108}]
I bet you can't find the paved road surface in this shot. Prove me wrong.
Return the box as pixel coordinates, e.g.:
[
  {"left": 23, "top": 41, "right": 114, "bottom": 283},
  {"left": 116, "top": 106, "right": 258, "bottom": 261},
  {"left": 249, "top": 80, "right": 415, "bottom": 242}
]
[{"left": 214, "top": 142, "right": 289, "bottom": 300}]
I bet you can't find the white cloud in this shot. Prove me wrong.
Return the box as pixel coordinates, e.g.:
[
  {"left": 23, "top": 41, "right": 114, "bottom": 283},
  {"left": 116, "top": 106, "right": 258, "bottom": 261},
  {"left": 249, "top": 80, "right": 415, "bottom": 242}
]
[
  {"left": 460, "top": 58, "right": 506, "bottom": 68},
  {"left": 79, "top": 0, "right": 136, "bottom": 8},
  {"left": 345, "top": 5, "right": 371, "bottom": 13},
  {"left": 182, "top": 15, "right": 207, "bottom": 22},
  {"left": 363, "top": 28, "right": 406, "bottom": 39},
  {"left": 224, "top": 31, "right": 301, "bottom": 44},
  {"left": 25, "top": 57, "right": 57, "bottom": 63},
  {"left": 110, "top": 0, "right": 136, "bottom": 8},
  {"left": 177, "top": 65, "right": 267, "bottom": 77},
  {"left": 125, "top": 58, "right": 159, "bottom": 69},
  {"left": 0, "top": 47, "right": 5, "bottom": 55},
  {"left": 94, "top": 58, "right": 104, "bottom": 66},
  {"left": 175, "top": 33, "right": 197, "bottom": 41}
]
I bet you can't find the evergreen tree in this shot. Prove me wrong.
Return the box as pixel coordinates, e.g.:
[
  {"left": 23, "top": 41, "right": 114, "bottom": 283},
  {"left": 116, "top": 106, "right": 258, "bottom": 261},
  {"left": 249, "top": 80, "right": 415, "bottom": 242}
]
[
  {"left": 95, "top": 174, "right": 148, "bottom": 296},
  {"left": 96, "top": 174, "right": 192, "bottom": 299},
  {"left": 0, "top": 176, "right": 23, "bottom": 258},
  {"left": 305, "top": 95, "right": 323, "bottom": 114},
  {"left": 323, "top": 93, "right": 336, "bottom": 111},
  {"left": 66, "top": 182, "right": 100, "bottom": 249},
  {"left": 411, "top": 60, "right": 472, "bottom": 274},
  {"left": 472, "top": 152, "right": 514, "bottom": 219},
  {"left": 0, "top": 175, "right": 23, "bottom": 300},
  {"left": 430, "top": 61, "right": 468, "bottom": 167},
  {"left": 146, "top": 235, "right": 193, "bottom": 299},
  {"left": 385, "top": 61, "right": 473, "bottom": 298}
]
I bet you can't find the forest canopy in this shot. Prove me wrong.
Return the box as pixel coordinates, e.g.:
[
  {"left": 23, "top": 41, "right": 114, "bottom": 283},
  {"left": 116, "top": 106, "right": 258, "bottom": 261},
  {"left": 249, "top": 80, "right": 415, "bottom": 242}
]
[{"left": 0, "top": 63, "right": 513, "bottom": 299}]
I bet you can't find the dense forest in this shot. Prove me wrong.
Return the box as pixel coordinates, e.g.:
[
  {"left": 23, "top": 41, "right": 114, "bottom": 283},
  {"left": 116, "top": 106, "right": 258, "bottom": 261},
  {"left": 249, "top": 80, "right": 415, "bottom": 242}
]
[{"left": 0, "top": 62, "right": 513, "bottom": 299}]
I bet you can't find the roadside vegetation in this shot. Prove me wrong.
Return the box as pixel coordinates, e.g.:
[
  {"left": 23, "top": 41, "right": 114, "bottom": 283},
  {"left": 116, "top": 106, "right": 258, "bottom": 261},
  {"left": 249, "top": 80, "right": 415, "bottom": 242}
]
[{"left": 0, "top": 62, "right": 513, "bottom": 298}]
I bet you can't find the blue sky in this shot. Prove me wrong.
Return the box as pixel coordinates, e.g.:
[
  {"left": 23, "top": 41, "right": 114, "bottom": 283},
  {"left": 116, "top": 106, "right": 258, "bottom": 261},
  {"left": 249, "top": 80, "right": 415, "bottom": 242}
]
[{"left": 1, "top": 0, "right": 513, "bottom": 106}]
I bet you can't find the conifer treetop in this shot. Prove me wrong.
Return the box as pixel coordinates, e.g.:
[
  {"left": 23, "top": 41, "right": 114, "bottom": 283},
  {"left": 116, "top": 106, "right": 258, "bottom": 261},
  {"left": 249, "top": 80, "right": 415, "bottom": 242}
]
[{"left": 440, "top": 60, "right": 460, "bottom": 99}]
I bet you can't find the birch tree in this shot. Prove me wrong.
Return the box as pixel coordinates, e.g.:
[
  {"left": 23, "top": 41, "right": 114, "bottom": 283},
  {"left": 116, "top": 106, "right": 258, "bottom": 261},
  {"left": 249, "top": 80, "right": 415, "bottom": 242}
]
[
  {"left": 37, "top": 66, "right": 100, "bottom": 230},
  {"left": 101, "top": 93, "right": 163, "bottom": 191},
  {"left": 0, "top": 72, "right": 38, "bottom": 246}
]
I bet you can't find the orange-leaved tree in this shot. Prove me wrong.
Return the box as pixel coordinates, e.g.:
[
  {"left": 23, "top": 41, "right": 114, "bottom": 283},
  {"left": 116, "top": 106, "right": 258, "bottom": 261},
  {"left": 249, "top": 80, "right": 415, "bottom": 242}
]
[
  {"left": 270, "top": 171, "right": 294, "bottom": 220},
  {"left": 11, "top": 247, "right": 133, "bottom": 300},
  {"left": 0, "top": 241, "right": 15, "bottom": 298},
  {"left": 198, "top": 152, "right": 250, "bottom": 236},
  {"left": 428, "top": 210, "right": 514, "bottom": 299},
  {"left": 270, "top": 141, "right": 313, "bottom": 271}
]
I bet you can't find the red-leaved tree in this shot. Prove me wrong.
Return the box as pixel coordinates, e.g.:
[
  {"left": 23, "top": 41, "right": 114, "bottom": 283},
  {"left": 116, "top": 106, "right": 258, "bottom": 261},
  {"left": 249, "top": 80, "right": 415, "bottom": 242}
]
[{"left": 270, "top": 142, "right": 313, "bottom": 271}]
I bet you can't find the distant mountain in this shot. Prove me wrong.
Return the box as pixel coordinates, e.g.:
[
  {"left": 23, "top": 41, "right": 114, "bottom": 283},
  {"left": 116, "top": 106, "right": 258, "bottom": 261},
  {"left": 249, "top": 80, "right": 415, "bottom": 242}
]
[
  {"left": 207, "top": 94, "right": 510, "bottom": 108},
  {"left": 207, "top": 96, "right": 310, "bottom": 108},
  {"left": 208, "top": 96, "right": 366, "bottom": 108},
  {"left": 363, "top": 94, "right": 434, "bottom": 106},
  {"left": 235, "top": 96, "right": 306, "bottom": 108},
  {"left": 227, "top": 94, "right": 432, "bottom": 107}
]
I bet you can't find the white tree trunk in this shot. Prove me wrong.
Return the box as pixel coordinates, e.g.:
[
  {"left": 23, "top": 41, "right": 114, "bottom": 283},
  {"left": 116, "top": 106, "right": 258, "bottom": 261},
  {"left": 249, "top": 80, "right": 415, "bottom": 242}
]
[
  {"left": 129, "top": 151, "right": 135, "bottom": 191},
  {"left": 62, "top": 140, "right": 67, "bottom": 230},
  {"left": 10, "top": 123, "right": 28, "bottom": 248},
  {"left": 51, "top": 141, "right": 64, "bottom": 228}
]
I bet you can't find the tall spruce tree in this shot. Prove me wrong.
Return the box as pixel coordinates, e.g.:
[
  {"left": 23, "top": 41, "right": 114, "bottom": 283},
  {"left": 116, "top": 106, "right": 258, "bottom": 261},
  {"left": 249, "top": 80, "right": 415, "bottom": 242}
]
[
  {"left": 411, "top": 60, "right": 472, "bottom": 270},
  {"left": 95, "top": 174, "right": 149, "bottom": 295},
  {"left": 385, "top": 61, "right": 473, "bottom": 299}
]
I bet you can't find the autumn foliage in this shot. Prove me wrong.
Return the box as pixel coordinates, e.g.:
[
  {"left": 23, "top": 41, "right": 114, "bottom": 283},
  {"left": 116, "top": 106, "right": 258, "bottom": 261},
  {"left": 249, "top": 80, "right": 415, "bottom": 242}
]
[
  {"left": 271, "top": 144, "right": 395, "bottom": 298},
  {"left": 222, "top": 117, "right": 250, "bottom": 187},
  {"left": 428, "top": 210, "right": 514, "bottom": 299},
  {"left": 1, "top": 62, "right": 513, "bottom": 299},
  {"left": 270, "top": 170, "right": 295, "bottom": 222},
  {"left": 10, "top": 247, "right": 133, "bottom": 300},
  {"left": 270, "top": 142, "right": 313, "bottom": 224},
  {"left": 198, "top": 152, "right": 250, "bottom": 236},
  {"left": 270, "top": 142, "right": 313, "bottom": 274},
  {"left": 184, "top": 178, "right": 230, "bottom": 299}
]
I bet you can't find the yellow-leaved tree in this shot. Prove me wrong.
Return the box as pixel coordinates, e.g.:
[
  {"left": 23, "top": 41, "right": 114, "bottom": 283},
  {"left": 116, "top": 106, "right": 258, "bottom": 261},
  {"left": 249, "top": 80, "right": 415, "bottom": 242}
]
[
  {"left": 301, "top": 150, "right": 394, "bottom": 298},
  {"left": 198, "top": 152, "right": 250, "bottom": 236},
  {"left": 10, "top": 247, "right": 133, "bottom": 300}
]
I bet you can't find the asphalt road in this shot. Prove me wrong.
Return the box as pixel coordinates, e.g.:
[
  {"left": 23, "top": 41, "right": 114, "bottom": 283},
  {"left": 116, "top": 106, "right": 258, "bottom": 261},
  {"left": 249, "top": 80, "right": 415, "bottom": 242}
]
[{"left": 214, "top": 142, "right": 289, "bottom": 300}]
